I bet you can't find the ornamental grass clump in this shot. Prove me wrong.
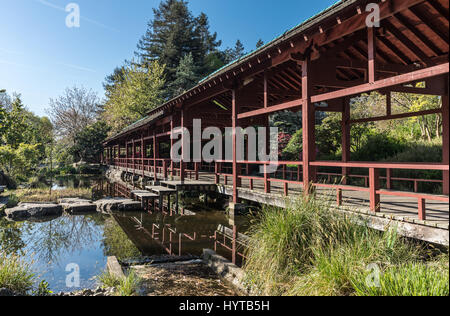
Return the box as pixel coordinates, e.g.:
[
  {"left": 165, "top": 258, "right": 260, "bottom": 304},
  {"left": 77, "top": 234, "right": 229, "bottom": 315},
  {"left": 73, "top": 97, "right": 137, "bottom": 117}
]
[{"left": 243, "top": 194, "right": 447, "bottom": 296}]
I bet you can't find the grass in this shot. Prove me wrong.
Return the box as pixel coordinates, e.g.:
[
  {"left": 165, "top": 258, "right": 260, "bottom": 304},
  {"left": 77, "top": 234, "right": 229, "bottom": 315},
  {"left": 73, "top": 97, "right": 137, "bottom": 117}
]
[
  {"left": 97, "top": 269, "right": 142, "bottom": 296},
  {"left": 243, "top": 195, "right": 449, "bottom": 296},
  {"left": 0, "top": 252, "right": 35, "bottom": 295},
  {"left": 4, "top": 188, "right": 92, "bottom": 204}
]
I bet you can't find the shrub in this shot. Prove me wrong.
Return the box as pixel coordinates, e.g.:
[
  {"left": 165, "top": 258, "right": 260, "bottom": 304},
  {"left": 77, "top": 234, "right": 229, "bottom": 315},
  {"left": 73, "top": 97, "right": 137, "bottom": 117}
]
[
  {"left": 6, "top": 193, "right": 19, "bottom": 208},
  {"left": 97, "top": 270, "right": 141, "bottom": 296},
  {"left": 243, "top": 195, "right": 445, "bottom": 296},
  {"left": 352, "top": 260, "right": 449, "bottom": 296},
  {"left": 0, "top": 252, "right": 35, "bottom": 295}
]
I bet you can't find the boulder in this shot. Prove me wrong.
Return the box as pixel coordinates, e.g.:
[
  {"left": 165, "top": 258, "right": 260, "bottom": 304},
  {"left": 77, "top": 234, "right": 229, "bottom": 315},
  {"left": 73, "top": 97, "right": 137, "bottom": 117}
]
[
  {"left": 0, "top": 288, "right": 16, "bottom": 297},
  {"left": 59, "top": 198, "right": 97, "bottom": 214},
  {"left": 5, "top": 203, "right": 62, "bottom": 221},
  {"left": 5, "top": 206, "right": 30, "bottom": 221},
  {"left": 95, "top": 198, "right": 143, "bottom": 213}
]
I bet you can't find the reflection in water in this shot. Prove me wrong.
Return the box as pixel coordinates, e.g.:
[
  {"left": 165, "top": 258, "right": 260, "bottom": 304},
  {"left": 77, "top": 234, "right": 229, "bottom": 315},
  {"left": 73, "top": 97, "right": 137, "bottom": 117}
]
[
  {"left": 0, "top": 176, "right": 250, "bottom": 292},
  {"left": 102, "top": 180, "right": 250, "bottom": 266}
]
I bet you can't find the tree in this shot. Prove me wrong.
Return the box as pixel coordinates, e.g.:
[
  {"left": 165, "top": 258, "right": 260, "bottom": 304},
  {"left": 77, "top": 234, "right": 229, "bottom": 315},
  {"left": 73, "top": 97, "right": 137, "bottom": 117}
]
[
  {"left": 135, "top": 0, "right": 223, "bottom": 98},
  {"left": 168, "top": 53, "right": 199, "bottom": 96},
  {"left": 224, "top": 40, "right": 246, "bottom": 64},
  {"left": 47, "top": 86, "right": 101, "bottom": 143},
  {"left": 70, "top": 121, "right": 111, "bottom": 163},
  {"left": 256, "top": 39, "right": 264, "bottom": 49},
  {"left": 103, "top": 60, "right": 166, "bottom": 134},
  {"left": 2, "top": 97, "right": 28, "bottom": 149},
  {"left": 103, "top": 65, "right": 127, "bottom": 99}
]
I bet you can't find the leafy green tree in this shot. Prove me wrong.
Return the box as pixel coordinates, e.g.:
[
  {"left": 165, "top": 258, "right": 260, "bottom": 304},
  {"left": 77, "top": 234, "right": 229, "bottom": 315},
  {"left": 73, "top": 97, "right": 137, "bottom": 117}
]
[
  {"left": 103, "top": 61, "right": 166, "bottom": 134},
  {"left": 70, "top": 121, "right": 111, "bottom": 163},
  {"left": 271, "top": 111, "right": 302, "bottom": 134},
  {"left": 2, "top": 97, "right": 28, "bottom": 149}
]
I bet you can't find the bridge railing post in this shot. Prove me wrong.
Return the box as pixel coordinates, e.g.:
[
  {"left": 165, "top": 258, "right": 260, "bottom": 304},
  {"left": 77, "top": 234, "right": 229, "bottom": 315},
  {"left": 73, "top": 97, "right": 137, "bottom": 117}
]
[{"left": 369, "top": 168, "right": 380, "bottom": 213}]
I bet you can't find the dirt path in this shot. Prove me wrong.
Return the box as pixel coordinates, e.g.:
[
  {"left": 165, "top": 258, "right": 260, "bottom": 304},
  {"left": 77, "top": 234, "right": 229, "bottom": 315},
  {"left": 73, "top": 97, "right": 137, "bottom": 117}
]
[{"left": 131, "top": 259, "right": 239, "bottom": 296}]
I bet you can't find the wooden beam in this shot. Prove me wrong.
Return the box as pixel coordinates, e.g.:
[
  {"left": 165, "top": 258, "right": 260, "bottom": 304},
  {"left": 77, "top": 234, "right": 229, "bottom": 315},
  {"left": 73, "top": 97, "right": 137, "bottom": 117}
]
[
  {"left": 238, "top": 99, "right": 303, "bottom": 119},
  {"left": 368, "top": 27, "right": 377, "bottom": 83},
  {"left": 232, "top": 89, "right": 239, "bottom": 203},
  {"left": 312, "top": 63, "right": 449, "bottom": 103},
  {"left": 443, "top": 94, "right": 449, "bottom": 195},
  {"left": 350, "top": 108, "right": 442, "bottom": 124},
  {"left": 302, "top": 57, "right": 316, "bottom": 192},
  {"left": 383, "top": 20, "right": 429, "bottom": 64}
]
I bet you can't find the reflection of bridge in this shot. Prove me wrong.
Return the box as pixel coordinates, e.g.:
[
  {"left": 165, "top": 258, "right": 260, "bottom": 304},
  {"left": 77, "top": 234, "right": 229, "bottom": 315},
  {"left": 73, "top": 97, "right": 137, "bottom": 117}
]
[
  {"left": 109, "top": 207, "right": 245, "bottom": 265},
  {"left": 103, "top": 0, "right": 449, "bottom": 246}
]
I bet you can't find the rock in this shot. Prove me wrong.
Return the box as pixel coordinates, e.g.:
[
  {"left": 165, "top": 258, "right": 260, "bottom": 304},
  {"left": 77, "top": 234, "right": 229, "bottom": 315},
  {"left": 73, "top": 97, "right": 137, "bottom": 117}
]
[
  {"left": 5, "top": 203, "right": 62, "bottom": 221},
  {"left": 95, "top": 198, "right": 143, "bottom": 213},
  {"left": 5, "top": 206, "right": 30, "bottom": 220},
  {"left": 0, "top": 288, "right": 16, "bottom": 296},
  {"left": 59, "top": 198, "right": 97, "bottom": 215}
]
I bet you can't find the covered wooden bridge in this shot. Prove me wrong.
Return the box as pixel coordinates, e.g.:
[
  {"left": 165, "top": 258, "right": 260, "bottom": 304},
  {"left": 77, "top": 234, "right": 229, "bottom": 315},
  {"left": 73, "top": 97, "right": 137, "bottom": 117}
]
[{"left": 103, "top": 0, "right": 449, "bottom": 245}]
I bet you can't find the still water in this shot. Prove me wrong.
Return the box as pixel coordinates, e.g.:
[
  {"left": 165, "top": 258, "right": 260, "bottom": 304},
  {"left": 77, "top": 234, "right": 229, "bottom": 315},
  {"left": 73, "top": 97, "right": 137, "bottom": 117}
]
[{"left": 0, "top": 177, "right": 249, "bottom": 292}]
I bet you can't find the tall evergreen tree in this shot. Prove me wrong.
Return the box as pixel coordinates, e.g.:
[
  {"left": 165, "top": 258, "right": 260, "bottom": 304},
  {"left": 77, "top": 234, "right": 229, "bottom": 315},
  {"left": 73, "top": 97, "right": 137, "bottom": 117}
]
[
  {"left": 224, "top": 40, "right": 246, "bottom": 64},
  {"left": 135, "top": 0, "right": 222, "bottom": 98},
  {"left": 256, "top": 39, "right": 264, "bottom": 49},
  {"left": 168, "top": 53, "right": 199, "bottom": 97}
]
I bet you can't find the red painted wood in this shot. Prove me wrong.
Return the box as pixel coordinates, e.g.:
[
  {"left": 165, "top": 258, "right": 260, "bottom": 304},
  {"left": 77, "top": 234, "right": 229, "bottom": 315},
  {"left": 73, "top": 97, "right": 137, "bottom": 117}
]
[
  {"left": 238, "top": 98, "right": 303, "bottom": 119},
  {"left": 369, "top": 168, "right": 381, "bottom": 213},
  {"left": 368, "top": 27, "right": 376, "bottom": 84},
  {"left": 312, "top": 63, "right": 449, "bottom": 103},
  {"left": 232, "top": 89, "right": 238, "bottom": 203},
  {"left": 180, "top": 109, "right": 185, "bottom": 182},
  {"left": 418, "top": 198, "right": 426, "bottom": 220},
  {"left": 443, "top": 95, "right": 449, "bottom": 195},
  {"left": 302, "top": 58, "right": 316, "bottom": 193},
  {"left": 386, "top": 168, "right": 392, "bottom": 190},
  {"left": 341, "top": 97, "right": 351, "bottom": 185},
  {"left": 337, "top": 188, "right": 342, "bottom": 206},
  {"left": 311, "top": 161, "right": 449, "bottom": 171}
]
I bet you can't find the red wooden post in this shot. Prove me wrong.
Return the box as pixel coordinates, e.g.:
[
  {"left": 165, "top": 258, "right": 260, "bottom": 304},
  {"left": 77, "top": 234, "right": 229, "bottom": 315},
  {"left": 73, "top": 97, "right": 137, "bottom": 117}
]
[
  {"left": 133, "top": 140, "right": 136, "bottom": 173},
  {"left": 301, "top": 57, "right": 316, "bottom": 193},
  {"left": 386, "top": 168, "right": 392, "bottom": 190},
  {"left": 232, "top": 89, "right": 239, "bottom": 203},
  {"left": 215, "top": 162, "right": 219, "bottom": 184},
  {"left": 418, "top": 198, "right": 426, "bottom": 220},
  {"left": 369, "top": 168, "right": 380, "bottom": 213},
  {"left": 170, "top": 115, "right": 175, "bottom": 179},
  {"left": 163, "top": 160, "right": 168, "bottom": 179},
  {"left": 141, "top": 135, "right": 144, "bottom": 178},
  {"left": 442, "top": 95, "right": 449, "bottom": 195},
  {"left": 180, "top": 109, "right": 186, "bottom": 182},
  {"left": 368, "top": 27, "right": 377, "bottom": 83},
  {"left": 153, "top": 132, "right": 157, "bottom": 180},
  {"left": 341, "top": 97, "right": 351, "bottom": 184},
  {"left": 232, "top": 225, "right": 237, "bottom": 265},
  {"left": 195, "top": 162, "right": 199, "bottom": 180},
  {"left": 337, "top": 188, "right": 342, "bottom": 206}
]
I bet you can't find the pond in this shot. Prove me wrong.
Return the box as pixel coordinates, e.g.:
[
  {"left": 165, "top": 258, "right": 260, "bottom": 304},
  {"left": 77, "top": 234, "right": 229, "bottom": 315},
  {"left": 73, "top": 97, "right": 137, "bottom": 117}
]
[{"left": 1, "top": 177, "right": 250, "bottom": 293}]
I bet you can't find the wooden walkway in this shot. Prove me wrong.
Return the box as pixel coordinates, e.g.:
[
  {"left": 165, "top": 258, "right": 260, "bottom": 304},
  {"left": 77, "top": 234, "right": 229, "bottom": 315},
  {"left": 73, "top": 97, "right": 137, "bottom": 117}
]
[{"left": 118, "top": 166, "right": 449, "bottom": 230}]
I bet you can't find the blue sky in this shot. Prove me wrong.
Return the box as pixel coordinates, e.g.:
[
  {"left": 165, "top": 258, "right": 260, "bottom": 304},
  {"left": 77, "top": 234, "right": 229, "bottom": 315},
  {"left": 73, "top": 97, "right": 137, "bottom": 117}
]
[{"left": 0, "top": 0, "right": 337, "bottom": 117}]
